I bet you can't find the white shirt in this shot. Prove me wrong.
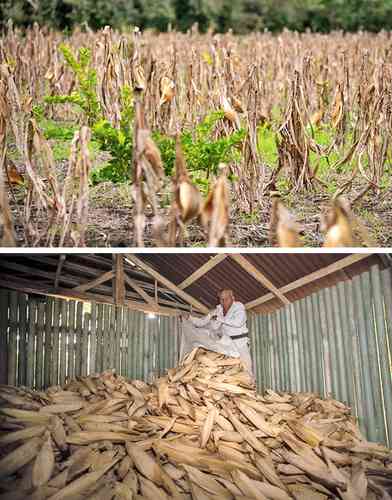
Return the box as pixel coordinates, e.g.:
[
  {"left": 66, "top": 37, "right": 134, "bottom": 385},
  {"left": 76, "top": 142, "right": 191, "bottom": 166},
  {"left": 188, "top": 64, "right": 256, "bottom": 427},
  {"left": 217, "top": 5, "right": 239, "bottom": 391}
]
[{"left": 190, "top": 301, "right": 248, "bottom": 337}]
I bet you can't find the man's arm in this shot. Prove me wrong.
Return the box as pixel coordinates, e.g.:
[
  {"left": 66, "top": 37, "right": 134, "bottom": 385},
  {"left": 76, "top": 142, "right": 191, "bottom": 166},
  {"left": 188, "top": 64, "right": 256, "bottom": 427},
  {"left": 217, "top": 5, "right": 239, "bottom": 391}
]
[{"left": 189, "top": 307, "right": 216, "bottom": 327}]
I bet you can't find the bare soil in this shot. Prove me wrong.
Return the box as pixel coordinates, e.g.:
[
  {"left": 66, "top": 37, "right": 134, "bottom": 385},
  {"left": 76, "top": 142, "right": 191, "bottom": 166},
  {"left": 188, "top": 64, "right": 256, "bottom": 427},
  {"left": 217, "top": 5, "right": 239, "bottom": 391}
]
[{"left": 8, "top": 173, "right": 391, "bottom": 248}]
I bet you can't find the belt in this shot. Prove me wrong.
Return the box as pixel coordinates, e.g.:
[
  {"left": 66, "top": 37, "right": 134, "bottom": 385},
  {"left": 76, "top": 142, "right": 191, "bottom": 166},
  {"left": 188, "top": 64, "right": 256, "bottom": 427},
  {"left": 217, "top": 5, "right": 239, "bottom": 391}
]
[{"left": 231, "top": 333, "right": 249, "bottom": 340}]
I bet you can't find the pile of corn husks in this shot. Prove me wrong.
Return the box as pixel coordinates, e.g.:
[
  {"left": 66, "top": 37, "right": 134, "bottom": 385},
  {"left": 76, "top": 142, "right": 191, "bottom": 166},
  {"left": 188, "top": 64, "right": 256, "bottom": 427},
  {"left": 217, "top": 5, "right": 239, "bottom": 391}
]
[{"left": 0, "top": 348, "right": 391, "bottom": 500}]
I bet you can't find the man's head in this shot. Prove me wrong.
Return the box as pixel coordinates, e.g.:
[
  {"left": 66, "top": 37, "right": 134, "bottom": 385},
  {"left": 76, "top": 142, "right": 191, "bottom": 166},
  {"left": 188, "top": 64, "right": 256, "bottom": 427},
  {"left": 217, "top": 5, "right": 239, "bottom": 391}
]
[{"left": 219, "top": 289, "right": 234, "bottom": 312}]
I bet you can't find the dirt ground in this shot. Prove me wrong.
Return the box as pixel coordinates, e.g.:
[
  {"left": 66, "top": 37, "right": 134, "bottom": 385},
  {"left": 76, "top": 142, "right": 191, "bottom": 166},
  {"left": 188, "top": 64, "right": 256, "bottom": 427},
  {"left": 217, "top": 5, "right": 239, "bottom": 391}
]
[{"left": 8, "top": 174, "right": 392, "bottom": 248}]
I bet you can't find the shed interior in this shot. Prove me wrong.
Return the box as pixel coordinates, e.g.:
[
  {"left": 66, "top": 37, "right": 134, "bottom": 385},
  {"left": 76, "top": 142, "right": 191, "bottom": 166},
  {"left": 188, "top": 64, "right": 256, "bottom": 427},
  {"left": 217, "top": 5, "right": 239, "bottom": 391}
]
[{"left": 0, "top": 252, "right": 391, "bottom": 447}]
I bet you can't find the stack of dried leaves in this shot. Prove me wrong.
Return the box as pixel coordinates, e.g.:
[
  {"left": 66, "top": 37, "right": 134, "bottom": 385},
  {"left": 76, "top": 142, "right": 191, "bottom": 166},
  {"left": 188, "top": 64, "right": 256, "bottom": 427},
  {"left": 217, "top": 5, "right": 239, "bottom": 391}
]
[{"left": 1, "top": 347, "right": 391, "bottom": 500}]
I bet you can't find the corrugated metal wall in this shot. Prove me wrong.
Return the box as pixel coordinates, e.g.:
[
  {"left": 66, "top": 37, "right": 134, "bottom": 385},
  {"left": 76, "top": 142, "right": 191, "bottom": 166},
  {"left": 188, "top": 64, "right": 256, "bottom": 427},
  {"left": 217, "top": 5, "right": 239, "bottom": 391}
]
[
  {"left": 249, "top": 264, "right": 392, "bottom": 447},
  {"left": 0, "top": 290, "right": 179, "bottom": 388}
]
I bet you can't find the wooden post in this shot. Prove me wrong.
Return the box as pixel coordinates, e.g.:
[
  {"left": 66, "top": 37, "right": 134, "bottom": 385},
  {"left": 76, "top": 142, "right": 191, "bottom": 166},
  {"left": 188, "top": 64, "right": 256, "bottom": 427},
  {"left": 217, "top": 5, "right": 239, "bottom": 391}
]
[{"left": 114, "top": 255, "right": 125, "bottom": 306}]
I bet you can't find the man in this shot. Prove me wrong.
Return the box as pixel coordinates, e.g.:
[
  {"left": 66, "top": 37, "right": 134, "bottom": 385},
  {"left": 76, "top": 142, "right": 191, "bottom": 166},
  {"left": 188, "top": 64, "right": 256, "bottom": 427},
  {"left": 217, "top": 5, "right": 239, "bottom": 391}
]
[{"left": 180, "top": 289, "right": 253, "bottom": 376}]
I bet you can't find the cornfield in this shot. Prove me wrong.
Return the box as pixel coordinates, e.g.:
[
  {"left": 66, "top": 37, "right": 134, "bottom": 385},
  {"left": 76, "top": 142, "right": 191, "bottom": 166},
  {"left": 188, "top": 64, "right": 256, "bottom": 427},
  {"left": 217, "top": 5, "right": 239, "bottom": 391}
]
[{"left": 1, "top": 25, "right": 391, "bottom": 247}]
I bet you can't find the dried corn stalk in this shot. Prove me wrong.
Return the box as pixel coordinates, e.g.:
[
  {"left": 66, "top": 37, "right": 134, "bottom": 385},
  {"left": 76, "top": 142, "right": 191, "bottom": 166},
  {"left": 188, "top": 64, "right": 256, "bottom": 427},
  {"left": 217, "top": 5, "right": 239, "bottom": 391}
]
[
  {"left": 0, "top": 102, "right": 16, "bottom": 247},
  {"left": 60, "top": 126, "right": 92, "bottom": 247}
]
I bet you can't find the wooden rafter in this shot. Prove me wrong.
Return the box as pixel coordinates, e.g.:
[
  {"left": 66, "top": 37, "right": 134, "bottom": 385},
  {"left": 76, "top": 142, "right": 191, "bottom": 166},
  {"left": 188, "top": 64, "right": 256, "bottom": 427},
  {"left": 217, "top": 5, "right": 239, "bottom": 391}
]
[
  {"left": 54, "top": 255, "right": 66, "bottom": 291},
  {"left": 246, "top": 253, "right": 372, "bottom": 310},
  {"left": 230, "top": 254, "right": 290, "bottom": 305},
  {"left": 74, "top": 270, "right": 114, "bottom": 293},
  {"left": 125, "top": 254, "right": 209, "bottom": 314},
  {"left": 0, "top": 267, "right": 190, "bottom": 312},
  {"left": 178, "top": 254, "right": 228, "bottom": 290},
  {"left": 0, "top": 260, "right": 75, "bottom": 285},
  {"left": 27, "top": 255, "right": 150, "bottom": 284},
  {"left": 10, "top": 254, "right": 183, "bottom": 298},
  {"left": 0, "top": 274, "right": 181, "bottom": 316},
  {"left": 124, "top": 274, "right": 156, "bottom": 308}
]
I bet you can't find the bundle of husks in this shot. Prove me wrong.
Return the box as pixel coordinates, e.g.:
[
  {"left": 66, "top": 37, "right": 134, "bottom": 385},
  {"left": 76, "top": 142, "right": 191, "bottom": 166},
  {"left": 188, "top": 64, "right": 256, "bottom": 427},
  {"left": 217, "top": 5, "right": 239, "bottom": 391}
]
[{"left": 0, "top": 348, "right": 391, "bottom": 500}]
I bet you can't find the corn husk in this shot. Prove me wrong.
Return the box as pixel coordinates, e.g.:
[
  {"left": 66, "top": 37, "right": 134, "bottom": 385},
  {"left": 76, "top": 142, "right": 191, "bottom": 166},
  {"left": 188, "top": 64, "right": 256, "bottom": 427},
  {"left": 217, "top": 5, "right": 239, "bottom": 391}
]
[
  {"left": 0, "top": 349, "right": 390, "bottom": 500},
  {"left": 0, "top": 437, "right": 42, "bottom": 479},
  {"left": 32, "top": 433, "right": 55, "bottom": 487},
  {"left": 200, "top": 407, "right": 218, "bottom": 448},
  {"left": 0, "top": 424, "right": 46, "bottom": 445},
  {"left": 66, "top": 432, "right": 138, "bottom": 444},
  {"left": 47, "top": 468, "right": 111, "bottom": 500},
  {"left": 159, "top": 77, "right": 175, "bottom": 106}
]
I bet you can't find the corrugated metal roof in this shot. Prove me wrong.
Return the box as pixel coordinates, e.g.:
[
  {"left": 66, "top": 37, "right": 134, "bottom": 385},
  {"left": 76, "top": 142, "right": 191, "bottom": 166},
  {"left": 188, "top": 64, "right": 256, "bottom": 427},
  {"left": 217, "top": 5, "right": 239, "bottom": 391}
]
[
  {"left": 184, "top": 257, "right": 270, "bottom": 307},
  {"left": 138, "top": 253, "right": 385, "bottom": 313},
  {"left": 140, "top": 254, "right": 213, "bottom": 286}
]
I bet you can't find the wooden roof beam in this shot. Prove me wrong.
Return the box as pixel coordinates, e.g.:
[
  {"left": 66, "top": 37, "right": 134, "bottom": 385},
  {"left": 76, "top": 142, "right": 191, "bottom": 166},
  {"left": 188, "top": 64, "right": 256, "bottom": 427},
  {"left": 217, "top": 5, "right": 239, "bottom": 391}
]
[
  {"left": 246, "top": 253, "right": 372, "bottom": 310},
  {"left": 230, "top": 254, "right": 290, "bottom": 305},
  {"left": 0, "top": 275, "right": 181, "bottom": 316},
  {"left": 74, "top": 270, "right": 114, "bottom": 293},
  {"left": 17, "top": 255, "right": 179, "bottom": 297},
  {"left": 178, "top": 255, "right": 228, "bottom": 290},
  {"left": 125, "top": 254, "right": 209, "bottom": 314},
  {"left": 124, "top": 273, "right": 157, "bottom": 308}
]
